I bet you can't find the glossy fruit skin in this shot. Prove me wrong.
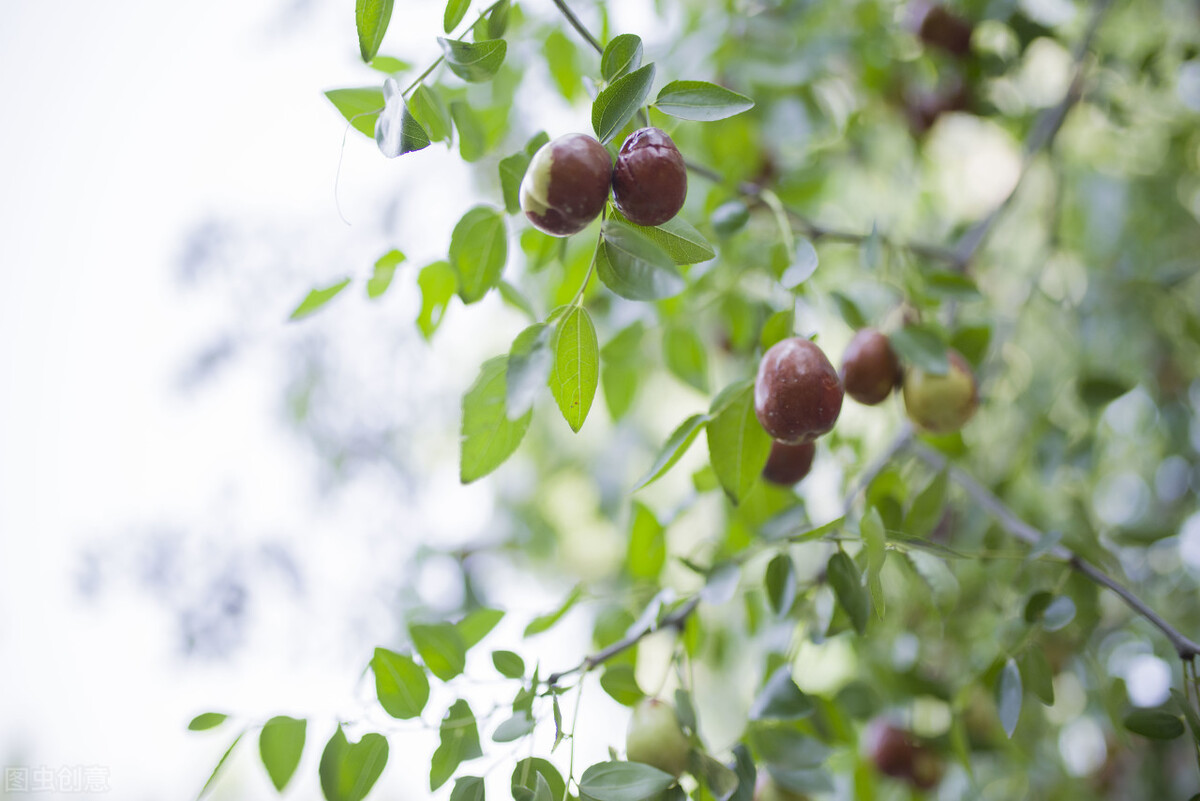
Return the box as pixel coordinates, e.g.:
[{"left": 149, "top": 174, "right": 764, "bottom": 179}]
[
  {"left": 612, "top": 127, "right": 688, "bottom": 227},
  {"left": 841, "top": 328, "right": 902, "bottom": 405},
  {"left": 902, "top": 349, "right": 979, "bottom": 434},
  {"left": 754, "top": 338, "right": 844, "bottom": 444},
  {"left": 520, "top": 134, "right": 612, "bottom": 236},
  {"left": 762, "top": 440, "right": 816, "bottom": 486},
  {"left": 626, "top": 698, "right": 690, "bottom": 777}
]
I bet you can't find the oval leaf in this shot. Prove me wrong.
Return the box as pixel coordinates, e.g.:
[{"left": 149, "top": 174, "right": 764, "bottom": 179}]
[
  {"left": 506, "top": 323, "right": 554, "bottom": 419},
  {"left": 765, "top": 554, "right": 796, "bottom": 616},
  {"left": 579, "top": 761, "right": 676, "bottom": 801},
  {"left": 1124, "top": 709, "right": 1185, "bottom": 740},
  {"left": 461, "top": 356, "right": 532, "bottom": 483},
  {"left": 188, "top": 712, "right": 228, "bottom": 731},
  {"left": 592, "top": 63, "right": 656, "bottom": 144},
  {"left": 325, "top": 87, "right": 384, "bottom": 138},
  {"left": 492, "top": 650, "right": 525, "bottom": 679},
  {"left": 409, "top": 622, "right": 468, "bottom": 682},
  {"left": 356, "top": 0, "right": 395, "bottom": 62},
  {"left": 371, "top": 647, "right": 430, "bottom": 719},
  {"left": 259, "top": 716, "right": 306, "bottom": 792},
  {"left": 610, "top": 210, "right": 715, "bottom": 265},
  {"left": 319, "top": 728, "right": 389, "bottom": 801},
  {"left": 997, "top": 658, "right": 1023, "bottom": 738},
  {"left": 375, "top": 78, "right": 430, "bottom": 158},
  {"left": 889, "top": 325, "right": 949, "bottom": 376},
  {"left": 444, "top": 0, "right": 471, "bottom": 32},
  {"left": 438, "top": 37, "right": 507, "bottom": 83},
  {"left": 827, "top": 552, "right": 868, "bottom": 635},
  {"left": 289, "top": 278, "right": 351, "bottom": 321},
  {"left": 654, "top": 80, "right": 754, "bottom": 121},
  {"left": 634, "top": 413, "right": 709, "bottom": 490},
  {"left": 705, "top": 382, "right": 770, "bottom": 503},
  {"left": 450, "top": 205, "right": 508, "bottom": 304},
  {"left": 597, "top": 220, "right": 684, "bottom": 300},
  {"left": 550, "top": 306, "right": 600, "bottom": 433},
  {"left": 601, "top": 34, "right": 643, "bottom": 82}
]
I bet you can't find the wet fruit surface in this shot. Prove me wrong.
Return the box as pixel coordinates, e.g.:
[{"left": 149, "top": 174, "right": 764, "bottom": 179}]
[
  {"left": 841, "top": 328, "right": 902, "bottom": 406},
  {"left": 611, "top": 127, "right": 688, "bottom": 227},
  {"left": 754, "top": 338, "right": 843, "bottom": 443},
  {"left": 520, "top": 133, "right": 612, "bottom": 236}
]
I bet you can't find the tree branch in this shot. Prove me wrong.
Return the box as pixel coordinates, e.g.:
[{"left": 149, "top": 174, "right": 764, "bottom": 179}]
[
  {"left": 545, "top": 596, "right": 701, "bottom": 686},
  {"left": 951, "top": 0, "right": 1111, "bottom": 268},
  {"left": 911, "top": 441, "right": 1200, "bottom": 660},
  {"left": 842, "top": 424, "right": 914, "bottom": 514},
  {"left": 550, "top": 0, "right": 604, "bottom": 56}
]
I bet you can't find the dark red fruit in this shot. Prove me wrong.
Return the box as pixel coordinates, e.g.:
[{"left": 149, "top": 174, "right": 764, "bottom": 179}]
[
  {"left": 841, "top": 328, "right": 902, "bottom": 406},
  {"left": 907, "top": 1, "right": 973, "bottom": 57},
  {"left": 762, "top": 440, "right": 816, "bottom": 486},
  {"left": 864, "top": 719, "right": 944, "bottom": 791},
  {"left": 754, "top": 338, "right": 843, "bottom": 444},
  {"left": 612, "top": 127, "right": 687, "bottom": 227},
  {"left": 520, "top": 133, "right": 612, "bottom": 236}
]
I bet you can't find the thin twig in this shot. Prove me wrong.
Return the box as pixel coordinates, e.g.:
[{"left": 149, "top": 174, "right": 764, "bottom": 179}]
[
  {"left": 544, "top": 596, "right": 701, "bottom": 686},
  {"left": 550, "top": 0, "right": 604, "bottom": 55},
  {"left": 911, "top": 442, "right": 1200, "bottom": 660},
  {"left": 841, "top": 424, "right": 914, "bottom": 514},
  {"left": 951, "top": 0, "right": 1111, "bottom": 269}
]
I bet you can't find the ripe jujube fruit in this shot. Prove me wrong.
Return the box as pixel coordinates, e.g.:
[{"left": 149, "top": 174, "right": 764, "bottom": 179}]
[
  {"left": 864, "top": 720, "right": 943, "bottom": 790},
  {"left": 762, "top": 440, "right": 816, "bottom": 486},
  {"left": 612, "top": 127, "right": 688, "bottom": 227},
  {"left": 906, "top": 0, "right": 973, "bottom": 57},
  {"left": 841, "top": 328, "right": 902, "bottom": 406},
  {"left": 754, "top": 338, "right": 843, "bottom": 444},
  {"left": 520, "top": 133, "right": 612, "bottom": 236},
  {"left": 902, "top": 349, "right": 979, "bottom": 433},
  {"left": 626, "top": 698, "right": 690, "bottom": 777}
]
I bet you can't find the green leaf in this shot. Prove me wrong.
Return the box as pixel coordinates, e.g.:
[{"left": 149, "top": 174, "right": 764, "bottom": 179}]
[
  {"left": 525, "top": 584, "right": 583, "bottom": 636},
  {"left": 461, "top": 356, "right": 532, "bottom": 482},
  {"left": 600, "top": 665, "right": 645, "bottom": 706},
  {"left": 450, "top": 205, "right": 507, "bottom": 304},
  {"left": 444, "top": 0, "right": 471, "bottom": 32},
  {"left": 765, "top": 553, "right": 796, "bottom": 616},
  {"left": 438, "top": 37, "right": 507, "bottom": 83},
  {"left": 499, "top": 150, "right": 531, "bottom": 214},
  {"left": 1124, "top": 709, "right": 1184, "bottom": 740},
  {"left": 550, "top": 306, "right": 600, "bottom": 432},
  {"left": 591, "top": 63, "right": 656, "bottom": 144},
  {"left": 827, "top": 552, "right": 868, "bottom": 635},
  {"left": 628, "top": 501, "right": 666, "bottom": 580},
  {"left": 609, "top": 211, "right": 715, "bottom": 265},
  {"left": 601, "top": 34, "right": 643, "bottom": 82},
  {"left": 188, "top": 712, "right": 228, "bottom": 731},
  {"left": 997, "top": 658, "right": 1023, "bottom": 738},
  {"left": 1018, "top": 648, "right": 1055, "bottom": 705},
  {"left": 860, "top": 507, "right": 887, "bottom": 620},
  {"left": 830, "top": 290, "right": 866, "bottom": 329},
  {"left": 694, "top": 753, "right": 738, "bottom": 799},
  {"left": 417, "top": 261, "right": 457, "bottom": 340},
  {"left": 1171, "top": 689, "right": 1200, "bottom": 743},
  {"left": 485, "top": 0, "right": 510, "bottom": 38},
  {"left": 371, "top": 648, "right": 430, "bottom": 719},
  {"left": 889, "top": 325, "right": 948, "bottom": 376},
  {"left": 259, "top": 716, "right": 305, "bottom": 792},
  {"left": 457, "top": 608, "right": 504, "bottom": 649},
  {"left": 760, "top": 309, "right": 794, "bottom": 350},
  {"left": 375, "top": 79, "right": 430, "bottom": 158},
  {"left": 597, "top": 220, "right": 684, "bottom": 300},
  {"left": 750, "top": 667, "right": 814, "bottom": 720},
  {"left": 450, "top": 776, "right": 486, "bottom": 801},
  {"left": 319, "top": 728, "right": 389, "bottom": 801},
  {"left": 711, "top": 200, "right": 750, "bottom": 237},
  {"left": 325, "top": 87, "right": 384, "bottom": 138},
  {"left": 498, "top": 280, "right": 536, "bottom": 320},
  {"left": 1041, "top": 596, "right": 1076, "bottom": 631},
  {"left": 492, "top": 650, "right": 525, "bottom": 679},
  {"left": 198, "top": 731, "right": 243, "bottom": 799},
  {"left": 409, "top": 85, "right": 452, "bottom": 143},
  {"left": 748, "top": 726, "right": 830, "bottom": 768},
  {"left": 544, "top": 30, "right": 583, "bottom": 101},
  {"left": 903, "top": 550, "right": 959, "bottom": 610},
  {"left": 926, "top": 271, "right": 981, "bottom": 300},
  {"left": 367, "top": 249, "right": 405, "bottom": 299},
  {"left": 409, "top": 622, "right": 468, "bottom": 682},
  {"left": 493, "top": 711, "right": 536, "bottom": 742},
  {"left": 705, "top": 382, "right": 770, "bottom": 503},
  {"left": 664, "top": 326, "right": 709, "bottom": 392},
  {"left": 653, "top": 80, "right": 754, "bottom": 121},
  {"left": 1078, "top": 374, "right": 1133, "bottom": 407},
  {"left": 506, "top": 323, "right": 553, "bottom": 419},
  {"left": 289, "top": 278, "right": 350, "bottom": 321},
  {"left": 356, "top": 0, "right": 395, "bottom": 62},
  {"left": 780, "top": 237, "right": 819, "bottom": 289},
  {"left": 431, "top": 700, "right": 484, "bottom": 790},
  {"left": 513, "top": 758, "right": 565, "bottom": 801},
  {"left": 904, "top": 469, "right": 947, "bottom": 538},
  {"left": 578, "top": 761, "right": 676, "bottom": 801},
  {"left": 634, "top": 413, "right": 710, "bottom": 490},
  {"left": 368, "top": 56, "right": 411, "bottom": 74},
  {"left": 451, "top": 101, "right": 486, "bottom": 161}
]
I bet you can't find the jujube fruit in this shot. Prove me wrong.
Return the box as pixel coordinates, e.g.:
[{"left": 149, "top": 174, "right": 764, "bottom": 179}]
[
  {"left": 626, "top": 698, "right": 690, "bottom": 777},
  {"left": 906, "top": 0, "right": 973, "bottom": 57},
  {"left": 612, "top": 127, "right": 688, "bottom": 227},
  {"left": 864, "top": 720, "right": 943, "bottom": 790},
  {"left": 762, "top": 440, "right": 816, "bottom": 486},
  {"left": 841, "top": 328, "right": 902, "bottom": 406},
  {"left": 902, "top": 349, "right": 979, "bottom": 433},
  {"left": 520, "top": 133, "right": 612, "bottom": 236},
  {"left": 754, "top": 338, "right": 844, "bottom": 443}
]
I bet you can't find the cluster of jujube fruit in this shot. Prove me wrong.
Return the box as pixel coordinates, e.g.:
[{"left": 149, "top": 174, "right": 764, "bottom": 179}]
[
  {"left": 519, "top": 127, "right": 687, "bottom": 235},
  {"left": 755, "top": 328, "right": 979, "bottom": 488}
]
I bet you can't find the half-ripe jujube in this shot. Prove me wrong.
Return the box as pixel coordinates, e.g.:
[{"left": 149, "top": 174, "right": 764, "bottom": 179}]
[{"left": 520, "top": 133, "right": 612, "bottom": 236}]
